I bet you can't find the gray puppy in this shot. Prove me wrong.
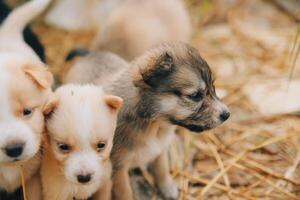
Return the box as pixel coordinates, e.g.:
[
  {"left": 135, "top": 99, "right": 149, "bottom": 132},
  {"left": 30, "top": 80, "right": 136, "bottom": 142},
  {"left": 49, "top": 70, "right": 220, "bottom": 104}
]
[{"left": 65, "top": 42, "right": 230, "bottom": 200}]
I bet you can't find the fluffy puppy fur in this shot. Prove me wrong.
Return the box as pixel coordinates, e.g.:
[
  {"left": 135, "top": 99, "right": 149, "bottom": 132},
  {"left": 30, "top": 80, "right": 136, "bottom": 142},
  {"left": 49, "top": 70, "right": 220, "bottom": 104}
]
[
  {"left": 0, "top": 0, "right": 45, "bottom": 62},
  {"left": 0, "top": 0, "right": 52, "bottom": 199},
  {"left": 65, "top": 42, "right": 230, "bottom": 200},
  {"left": 41, "top": 84, "right": 123, "bottom": 200},
  {"left": 45, "top": 0, "right": 118, "bottom": 31},
  {"left": 46, "top": 0, "right": 190, "bottom": 60},
  {"left": 64, "top": 51, "right": 129, "bottom": 85},
  {"left": 92, "top": 0, "right": 191, "bottom": 61}
]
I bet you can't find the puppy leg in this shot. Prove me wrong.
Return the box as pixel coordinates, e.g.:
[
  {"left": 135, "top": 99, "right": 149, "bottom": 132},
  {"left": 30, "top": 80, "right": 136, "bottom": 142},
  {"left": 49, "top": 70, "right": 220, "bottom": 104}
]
[
  {"left": 150, "top": 152, "right": 179, "bottom": 200},
  {"left": 112, "top": 166, "right": 133, "bottom": 200},
  {"left": 93, "top": 180, "right": 112, "bottom": 200},
  {"left": 26, "top": 173, "right": 42, "bottom": 200}
]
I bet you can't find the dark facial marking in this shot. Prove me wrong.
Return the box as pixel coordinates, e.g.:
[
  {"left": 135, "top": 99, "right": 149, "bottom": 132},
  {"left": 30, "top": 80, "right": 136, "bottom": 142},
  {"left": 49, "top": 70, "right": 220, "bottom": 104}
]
[
  {"left": 136, "top": 92, "right": 160, "bottom": 118},
  {"left": 170, "top": 118, "right": 210, "bottom": 133},
  {"left": 45, "top": 108, "right": 56, "bottom": 121},
  {"left": 141, "top": 52, "right": 175, "bottom": 88},
  {"left": 187, "top": 90, "right": 205, "bottom": 102},
  {"left": 186, "top": 47, "right": 216, "bottom": 97}
]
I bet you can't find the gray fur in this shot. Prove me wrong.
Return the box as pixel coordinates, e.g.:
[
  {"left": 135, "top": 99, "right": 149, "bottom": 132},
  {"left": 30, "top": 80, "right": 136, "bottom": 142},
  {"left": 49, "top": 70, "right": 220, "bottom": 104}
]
[{"left": 65, "top": 51, "right": 129, "bottom": 85}]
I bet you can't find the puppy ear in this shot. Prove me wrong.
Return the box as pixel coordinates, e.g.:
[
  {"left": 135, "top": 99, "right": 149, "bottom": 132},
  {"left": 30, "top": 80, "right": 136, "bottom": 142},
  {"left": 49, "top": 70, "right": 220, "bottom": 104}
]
[
  {"left": 23, "top": 65, "right": 53, "bottom": 89},
  {"left": 43, "top": 97, "right": 58, "bottom": 116},
  {"left": 104, "top": 95, "right": 123, "bottom": 111},
  {"left": 141, "top": 52, "right": 175, "bottom": 88}
]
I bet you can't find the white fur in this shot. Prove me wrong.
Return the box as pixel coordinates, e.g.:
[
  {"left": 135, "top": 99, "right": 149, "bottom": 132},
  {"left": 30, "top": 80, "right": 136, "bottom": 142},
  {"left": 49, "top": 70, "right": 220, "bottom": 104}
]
[
  {"left": 158, "top": 178, "right": 179, "bottom": 199},
  {"left": 0, "top": 0, "right": 51, "bottom": 36},
  {"left": 130, "top": 125, "right": 176, "bottom": 168},
  {"left": 0, "top": 165, "right": 20, "bottom": 192},
  {"left": 65, "top": 152, "right": 103, "bottom": 186},
  {"left": 45, "top": 0, "right": 120, "bottom": 30},
  {"left": 0, "top": 63, "right": 39, "bottom": 165},
  {"left": 0, "top": 120, "right": 39, "bottom": 163},
  {"left": 45, "top": 84, "right": 117, "bottom": 199},
  {"left": 0, "top": 0, "right": 52, "bottom": 193},
  {"left": 0, "top": 0, "right": 50, "bottom": 164},
  {"left": 50, "top": 85, "right": 115, "bottom": 140},
  {"left": 0, "top": 64, "right": 41, "bottom": 192},
  {"left": 0, "top": 65, "right": 11, "bottom": 120},
  {"left": 46, "top": 0, "right": 94, "bottom": 30},
  {"left": 0, "top": 0, "right": 51, "bottom": 60}
]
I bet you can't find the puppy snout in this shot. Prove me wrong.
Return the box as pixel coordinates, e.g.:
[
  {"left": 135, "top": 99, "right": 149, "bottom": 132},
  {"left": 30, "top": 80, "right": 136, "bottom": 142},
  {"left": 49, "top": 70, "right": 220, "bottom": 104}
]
[
  {"left": 219, "top": 111, "right": 230, "bottom": 122},
  {"left": 4, "top": 142, "right": 25, "bottom": 158},
  {"left": 77, "top": 174, "right": 92, "bottom": 184}
]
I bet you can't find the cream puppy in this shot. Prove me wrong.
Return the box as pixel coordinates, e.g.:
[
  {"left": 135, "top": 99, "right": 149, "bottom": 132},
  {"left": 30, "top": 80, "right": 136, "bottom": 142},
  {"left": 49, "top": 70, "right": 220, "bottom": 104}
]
[
  {"left": 41, "top": 84, "right": 123, "bottom": 200},
  {"left": 92, "top": 0, "right": 191, "bottom": 61},
  {"left": 47, "top": 0, "right": 191, "bottom": 61},
  {"left": 45, "top": 0, "right": 120, "bottom": 31},
  {"left": 0, "top": 0, "right": 52, "bottom": 199}
]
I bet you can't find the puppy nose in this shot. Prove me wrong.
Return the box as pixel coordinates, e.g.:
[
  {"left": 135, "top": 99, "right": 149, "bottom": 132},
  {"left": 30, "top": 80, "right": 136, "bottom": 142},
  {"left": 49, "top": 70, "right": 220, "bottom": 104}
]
[
  {"left": 77, "top": 174, "right": 91, "bottom": 184},
  {"left": 5, "top": 143, "right": 24, "bottom": 158},
  {"left": 220, "top": 111, "right": 230, "bottom": 122}
]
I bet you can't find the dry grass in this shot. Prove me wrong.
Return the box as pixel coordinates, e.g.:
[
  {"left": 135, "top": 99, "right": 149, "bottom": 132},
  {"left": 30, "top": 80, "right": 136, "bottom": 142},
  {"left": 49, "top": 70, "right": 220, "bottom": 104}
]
[{"left": 26, "top": 0, "right": 300, "bottom": 199}]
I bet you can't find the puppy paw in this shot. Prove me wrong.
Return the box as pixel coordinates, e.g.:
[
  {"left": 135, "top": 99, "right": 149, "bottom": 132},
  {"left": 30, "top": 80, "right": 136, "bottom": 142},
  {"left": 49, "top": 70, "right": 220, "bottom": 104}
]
[{"left": 158, "top": 179, "right": 179, "bottom": 200}]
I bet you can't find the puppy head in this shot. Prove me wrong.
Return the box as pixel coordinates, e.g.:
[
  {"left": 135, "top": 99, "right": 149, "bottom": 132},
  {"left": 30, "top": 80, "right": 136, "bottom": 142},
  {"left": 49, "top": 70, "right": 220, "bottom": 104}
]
[
  {"left": 134, "top": 42, "right": 230, "bottom": 133},
  {"left": 0, "top": 59, "right": 53, "bottom": 164},
  {"left": 44, "top": 84, "right": 122, "bottom": 186}
]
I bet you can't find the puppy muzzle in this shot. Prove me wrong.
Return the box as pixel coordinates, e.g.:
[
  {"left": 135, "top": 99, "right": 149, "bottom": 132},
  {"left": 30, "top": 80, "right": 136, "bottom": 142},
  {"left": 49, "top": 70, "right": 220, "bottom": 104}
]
[
  {"left": 170, "top": 118, "right": 210, "bottom": 133},
  {"left": 0, "top": 120, "right": 39, "bottom": 163}
]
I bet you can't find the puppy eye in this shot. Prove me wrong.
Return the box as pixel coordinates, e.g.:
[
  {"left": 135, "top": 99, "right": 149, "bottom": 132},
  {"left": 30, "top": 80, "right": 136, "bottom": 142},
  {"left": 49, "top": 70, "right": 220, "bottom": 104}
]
[
  {"left": 96, "top": 142, "right": 106, "bottom": 152},
  {"left": 188, "top": 91, "right": 204, "bottom": 102},
  {"left": 172, "top": 90, "right": 181, "bottom": 96},
  {"left": 57, "top": 143, "right": 71, "bottom": 153},
  {"left": 22, "top": 108, "right": 33, "bottom": 116}
]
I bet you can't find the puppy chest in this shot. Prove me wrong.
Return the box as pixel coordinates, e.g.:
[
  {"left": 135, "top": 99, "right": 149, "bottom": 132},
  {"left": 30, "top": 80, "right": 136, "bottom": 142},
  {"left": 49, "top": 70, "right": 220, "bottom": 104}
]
[
  {"left": 0, "top": 166, "right": 21, "bottom": 192},
  {"left": 65, "top": 183, "right": 100, "bottom": 200},
  {"left": 71, "top": 189, "right": 96, "bottom": 200},
  {"left": 129, "top": 131, "right": 175, "bottom": 167}
]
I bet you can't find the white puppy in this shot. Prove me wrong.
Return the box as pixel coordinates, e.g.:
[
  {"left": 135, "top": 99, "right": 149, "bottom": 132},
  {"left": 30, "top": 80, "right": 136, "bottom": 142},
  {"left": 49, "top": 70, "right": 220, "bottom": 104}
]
[
  {"left": 0, "top": 0, "right": 52, "bottom": 199},
  {"left": 41, "top": 84, "right": 123, "bottom": 200}
]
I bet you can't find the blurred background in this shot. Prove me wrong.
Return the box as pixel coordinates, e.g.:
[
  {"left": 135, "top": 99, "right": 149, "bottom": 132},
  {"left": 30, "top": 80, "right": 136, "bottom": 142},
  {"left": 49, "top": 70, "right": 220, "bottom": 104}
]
[{"left": 5, "top": 0, "right": 300, "bottom": 199}]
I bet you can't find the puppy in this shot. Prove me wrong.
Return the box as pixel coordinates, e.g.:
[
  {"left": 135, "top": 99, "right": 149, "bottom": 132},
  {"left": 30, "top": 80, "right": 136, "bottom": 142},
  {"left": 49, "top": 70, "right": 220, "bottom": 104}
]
[
  {"left": 41, "top": 84, "right": 123, "bottom": 200},
  {"left": 92, "top": 0, "right": 191, "bottom": 61},
  {"left": 64, "top": 50, "right": 129, "bottom": 85},
  {"left": 65, "top": 42, "right": 230, "bottom": 200},
  {"left": 45, "top": 0, "right": 111, "bottom": 31},
  {"left": 0, "top": 0, "right": 52, "bottom": 199},
  {"left": 0, "top": 0, "right": 45, "bottom": 62}
]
